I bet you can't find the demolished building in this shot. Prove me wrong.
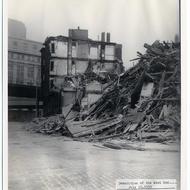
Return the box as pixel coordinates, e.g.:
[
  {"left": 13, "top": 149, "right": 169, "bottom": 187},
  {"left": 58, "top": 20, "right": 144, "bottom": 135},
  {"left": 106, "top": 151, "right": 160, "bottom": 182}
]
[
  {"left": 28, "top": 39, "right": 180, "bottom": 146},
  {"left": 41, "top": 28, "right": 124, "bottom": 116}
]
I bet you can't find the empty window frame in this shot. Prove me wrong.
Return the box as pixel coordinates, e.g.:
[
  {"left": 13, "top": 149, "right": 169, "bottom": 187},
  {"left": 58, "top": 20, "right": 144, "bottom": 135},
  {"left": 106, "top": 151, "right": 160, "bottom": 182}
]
[
  {"left": 51, "top": 43, "right": 55, "bottom": 53},
  {"left": 50, "top": 61, "right": 54, "bottom": 71}
]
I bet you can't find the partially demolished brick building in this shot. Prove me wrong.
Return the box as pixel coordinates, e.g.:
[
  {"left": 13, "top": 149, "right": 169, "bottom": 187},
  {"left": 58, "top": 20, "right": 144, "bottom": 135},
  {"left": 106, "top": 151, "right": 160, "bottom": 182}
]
[{"left": 41, "top": 28, "right": 124, "bottom": 116}]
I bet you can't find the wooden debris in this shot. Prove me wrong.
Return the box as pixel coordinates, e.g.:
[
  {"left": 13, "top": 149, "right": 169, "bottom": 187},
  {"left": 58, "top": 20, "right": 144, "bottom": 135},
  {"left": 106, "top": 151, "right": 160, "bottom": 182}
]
[
  {"left": 25, "top": 115, "right": 72, "bottom": 136},
  {"left": 66, "top": 115, "right": 123, "bottom": 138},
  {"left": 27, "top": 41, "right": 180, "bottom": 144},
  {"left": 80, "top": 41, "right": 180, "bottom": 143}
]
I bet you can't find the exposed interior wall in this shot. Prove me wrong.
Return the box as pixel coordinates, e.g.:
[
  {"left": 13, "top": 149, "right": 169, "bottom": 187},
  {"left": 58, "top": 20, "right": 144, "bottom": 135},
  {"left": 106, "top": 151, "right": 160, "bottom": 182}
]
[
  {"left": 90, "top": 45, "right": 99, "bottom": 59},
  {"left": 71, "top": 60, "right": 88, "bottom": 74},
  {"left": 50, "top": 59, "right": 67, "bottom": 76},
  {"left": 42, "top": 34, "right": 123, "bottom": 116},
  {"left": 75, "top": 60, "right": 88, "bottom": 74},
  {"left": 50, "top": 41, "right": 68, "bottom": 57},
  {"left": 105, "top": 45, "right": 115, "bottom": 60},
  {"left": 77, "top": 42, "right": 89, "bottom": 58}
]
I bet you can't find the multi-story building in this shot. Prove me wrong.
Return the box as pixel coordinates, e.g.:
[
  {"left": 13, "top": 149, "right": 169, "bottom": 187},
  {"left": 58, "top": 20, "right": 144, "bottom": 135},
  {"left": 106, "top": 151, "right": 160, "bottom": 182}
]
[
  {"left": 41, "top": 28, "right": 124, "bottom": 116},
  {"left": 8, "top": 37, "right": 42, "bottom": 87},
  {"left": 8, "top": 19, "right": 43, "bottom": 119}
]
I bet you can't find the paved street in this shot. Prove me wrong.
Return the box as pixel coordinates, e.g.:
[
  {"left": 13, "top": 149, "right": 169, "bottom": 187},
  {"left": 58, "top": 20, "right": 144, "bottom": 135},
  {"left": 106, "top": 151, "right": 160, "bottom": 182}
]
[{"left": 9, "top": 122, "right": 180, "bottom": 190}]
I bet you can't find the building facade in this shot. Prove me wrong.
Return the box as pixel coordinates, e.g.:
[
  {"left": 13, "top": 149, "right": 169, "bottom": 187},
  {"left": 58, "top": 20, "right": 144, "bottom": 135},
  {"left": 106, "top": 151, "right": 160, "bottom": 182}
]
[
  {"left": 8, "top": 19, "right": 43, "bottom": 117},
  {"left": 41, "top": 28, "right": 124, "bottom": 116},
  {"left": 8, "top": 37, "right": 42, "bottom": 87}
]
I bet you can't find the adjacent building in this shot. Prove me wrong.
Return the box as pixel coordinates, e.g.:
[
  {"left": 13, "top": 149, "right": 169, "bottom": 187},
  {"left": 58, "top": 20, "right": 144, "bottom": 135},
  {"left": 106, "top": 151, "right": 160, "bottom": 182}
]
[
  {"left": 8, "top": 37, "right": 42, "bottom": 88},
  {"left": 8, "top": 18, "right": 43, "bottom": 119},
  {"left": 8, "top": 19, "right": 42, "bottom": 89},
  {"left": 41, "top": 28, "right": 124, "bottom": 116}
]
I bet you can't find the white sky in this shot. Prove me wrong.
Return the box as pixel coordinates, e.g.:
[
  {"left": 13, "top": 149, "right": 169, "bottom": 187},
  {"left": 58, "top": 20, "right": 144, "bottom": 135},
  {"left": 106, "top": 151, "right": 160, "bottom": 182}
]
[{"left": 8, "top": 0, "right": 179, "bottom": 68}]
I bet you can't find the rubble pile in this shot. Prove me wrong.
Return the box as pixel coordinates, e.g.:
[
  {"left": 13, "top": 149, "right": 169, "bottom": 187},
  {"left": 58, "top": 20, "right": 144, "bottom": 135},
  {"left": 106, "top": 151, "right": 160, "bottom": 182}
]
[
  {"left": 27, "top": 40, "right": 180, "bottom": 144},
  {"left": 66, "top": 115, "right": 123, "bottom": 139},
  {"left": 72, "top": 40, "right": 180, "bottom": 142},
  {"left": 26, "top": 115, "right": 71, "bottom": 136},
  {"left": 86, "top": 41, "right": 180, "bottom": 119}
]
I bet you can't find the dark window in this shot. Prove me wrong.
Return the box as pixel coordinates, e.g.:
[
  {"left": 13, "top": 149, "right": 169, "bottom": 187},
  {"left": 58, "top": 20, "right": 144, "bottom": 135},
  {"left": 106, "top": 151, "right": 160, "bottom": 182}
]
[
  {"left": 50, "top": 61, "right": 54, "bottom": 71},
  {"left": 50, "top": 80, "right": 54, "bottom": 88},
  {"left": 51, "top": 43, "right": 55, "bottom": 53}
]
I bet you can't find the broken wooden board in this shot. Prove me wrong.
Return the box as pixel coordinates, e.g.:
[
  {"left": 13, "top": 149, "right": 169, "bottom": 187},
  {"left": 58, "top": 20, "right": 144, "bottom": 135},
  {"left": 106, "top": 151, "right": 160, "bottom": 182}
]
[
  {"left": 66, "top": 116, "right": 122, "bottom": 137},
  {"left": 68, "top": 116, "right": 118, "bottom": 128}
]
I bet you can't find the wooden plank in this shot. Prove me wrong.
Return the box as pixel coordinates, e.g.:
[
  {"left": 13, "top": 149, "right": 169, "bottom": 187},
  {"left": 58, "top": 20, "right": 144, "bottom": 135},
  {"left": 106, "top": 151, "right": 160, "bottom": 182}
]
[
  {"left": 67, "top": 117, "right": 122, "bottom": 137},
  {"left": 68, "top": 116, "right": 118, "bottom": 127}
]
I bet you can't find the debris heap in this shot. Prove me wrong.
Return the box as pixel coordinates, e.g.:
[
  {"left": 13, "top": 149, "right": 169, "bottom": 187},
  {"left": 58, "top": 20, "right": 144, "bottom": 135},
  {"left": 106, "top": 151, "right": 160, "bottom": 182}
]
[
  {"left": 25, "top": 115, "right": 71, "bottom": 136},
  {"left": 27, "top": 40, "right": 180, "bottom": 144},
  {"left": 86, "top": 41, "right": 180, "bottom": 119},
  {"left": 70, "top": 40, "right": 180, "bottom": 142}
]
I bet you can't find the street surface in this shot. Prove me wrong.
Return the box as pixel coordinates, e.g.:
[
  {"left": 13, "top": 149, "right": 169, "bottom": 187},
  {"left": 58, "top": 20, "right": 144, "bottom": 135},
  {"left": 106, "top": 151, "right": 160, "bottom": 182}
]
[{"left": 9, "top": 122, "right": 180, "bottom": 190}]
